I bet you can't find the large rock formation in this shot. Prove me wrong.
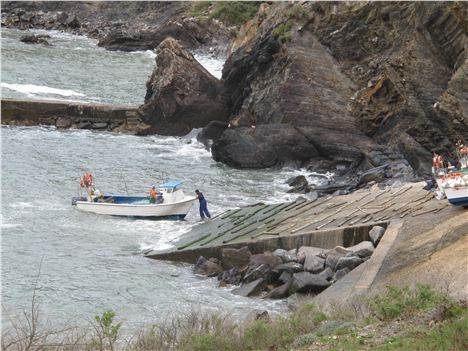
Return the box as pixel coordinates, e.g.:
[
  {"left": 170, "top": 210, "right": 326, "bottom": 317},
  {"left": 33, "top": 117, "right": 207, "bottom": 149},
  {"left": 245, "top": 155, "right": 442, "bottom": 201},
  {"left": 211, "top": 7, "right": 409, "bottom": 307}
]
[
  {"left": 138, "top": 38, "right": 229, "bottom": 135},
  {"left": 207, "top": 2, "right": 467, "bottom": 175},
  {"left": 1, "top": 1, "right": 234, "bottom": 52}
]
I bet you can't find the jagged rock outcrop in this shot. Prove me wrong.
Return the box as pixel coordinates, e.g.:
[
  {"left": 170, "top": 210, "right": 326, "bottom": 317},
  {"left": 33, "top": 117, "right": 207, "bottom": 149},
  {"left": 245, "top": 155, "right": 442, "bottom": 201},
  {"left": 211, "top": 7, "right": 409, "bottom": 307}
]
[
  {"left": 138, "top": 38, "right": 229, "bottom": 135},
  {"left": 208, "top": 1, "right": 467, "bottom": 176}
]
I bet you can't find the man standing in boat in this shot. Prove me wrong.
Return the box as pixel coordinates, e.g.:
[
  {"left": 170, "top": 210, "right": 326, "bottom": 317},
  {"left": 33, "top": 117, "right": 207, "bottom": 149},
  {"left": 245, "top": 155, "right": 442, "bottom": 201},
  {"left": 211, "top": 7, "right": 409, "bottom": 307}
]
[
  {"left": 195, "top": 189, "right": 211, "bottom": 220},
  {"left": 149, "top": 186, "right": 157, "bottom": 204}
]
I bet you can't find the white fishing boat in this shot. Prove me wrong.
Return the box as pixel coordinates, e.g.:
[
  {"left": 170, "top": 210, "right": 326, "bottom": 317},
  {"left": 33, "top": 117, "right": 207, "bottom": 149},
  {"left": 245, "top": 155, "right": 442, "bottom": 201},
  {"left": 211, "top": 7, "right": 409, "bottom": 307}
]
[
  {"left": 433, "top": 141, "right": 468, "bottom": 206},
  {"left": 72, "top": 175, "right": 196, "bottom": 219}
]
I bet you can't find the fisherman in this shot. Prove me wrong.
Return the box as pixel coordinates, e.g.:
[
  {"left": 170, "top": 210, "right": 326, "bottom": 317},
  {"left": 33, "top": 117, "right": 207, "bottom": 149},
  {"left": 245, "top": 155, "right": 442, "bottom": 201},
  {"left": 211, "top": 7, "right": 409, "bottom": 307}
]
[
  {"left": 195, "top": 189, "right": 211, "bottom": 220},
  {"left": 149, "top": 186, "right": 157, "bottom": 204}
]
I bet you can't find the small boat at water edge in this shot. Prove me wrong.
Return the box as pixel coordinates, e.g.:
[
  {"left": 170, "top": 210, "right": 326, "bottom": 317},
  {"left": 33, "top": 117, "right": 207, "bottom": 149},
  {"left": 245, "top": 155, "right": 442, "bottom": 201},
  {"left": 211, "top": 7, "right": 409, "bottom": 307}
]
[
  {"left": 433, "top": 141, "right": 468, "bottom": 206},
  {"left": 72, "top": 174, "right": 197, "bottom": 219}
]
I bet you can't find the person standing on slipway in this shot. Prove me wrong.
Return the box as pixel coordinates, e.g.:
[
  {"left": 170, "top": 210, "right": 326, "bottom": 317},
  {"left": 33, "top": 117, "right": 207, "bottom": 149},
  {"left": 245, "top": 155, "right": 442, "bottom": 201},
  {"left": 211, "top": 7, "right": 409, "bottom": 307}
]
[{"left": 195, "top": 189, "right": 211, "bottom": 220}]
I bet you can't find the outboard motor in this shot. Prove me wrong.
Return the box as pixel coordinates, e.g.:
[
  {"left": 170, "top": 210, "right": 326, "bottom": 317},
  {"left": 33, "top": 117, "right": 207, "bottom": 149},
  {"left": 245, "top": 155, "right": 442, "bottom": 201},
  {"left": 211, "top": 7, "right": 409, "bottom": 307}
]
[{"left": 72, "top": 196, "right": 87, "bottom": 206}]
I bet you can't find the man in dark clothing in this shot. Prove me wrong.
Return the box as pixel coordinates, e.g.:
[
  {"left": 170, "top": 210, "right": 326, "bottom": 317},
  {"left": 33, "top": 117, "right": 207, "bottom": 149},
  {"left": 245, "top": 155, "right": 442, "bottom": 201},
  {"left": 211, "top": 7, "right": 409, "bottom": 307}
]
[{"left": 195, "top": 189, "right": 211, "bottom": 219}]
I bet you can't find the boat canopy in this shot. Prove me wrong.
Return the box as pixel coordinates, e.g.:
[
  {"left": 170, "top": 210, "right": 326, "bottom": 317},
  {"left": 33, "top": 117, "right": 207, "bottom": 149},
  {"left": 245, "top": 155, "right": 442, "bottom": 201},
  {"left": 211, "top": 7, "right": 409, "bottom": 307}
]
[{"left": 159, "top": 180, "right": 183, "bottom": 188}]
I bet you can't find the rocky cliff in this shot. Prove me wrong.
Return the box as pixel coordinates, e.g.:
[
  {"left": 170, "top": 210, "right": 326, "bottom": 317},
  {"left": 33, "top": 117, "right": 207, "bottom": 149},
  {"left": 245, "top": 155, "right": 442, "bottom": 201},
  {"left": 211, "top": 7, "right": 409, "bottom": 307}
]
[
  {"left": 1, "top": 1, "right": 234, "bottom": 52},
  {"left": 208, "top": 1, "right": 467, "bottom": 177},
  {"left": 138, "top": 38, "right": 229, "bottom": 135}
]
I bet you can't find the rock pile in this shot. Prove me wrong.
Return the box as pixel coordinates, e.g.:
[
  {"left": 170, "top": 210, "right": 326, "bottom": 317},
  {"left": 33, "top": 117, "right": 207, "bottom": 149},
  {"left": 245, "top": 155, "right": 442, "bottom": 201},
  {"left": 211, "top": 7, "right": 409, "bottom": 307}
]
[{"left": 193, "top": 225, "right": 386, "bottom": 299}]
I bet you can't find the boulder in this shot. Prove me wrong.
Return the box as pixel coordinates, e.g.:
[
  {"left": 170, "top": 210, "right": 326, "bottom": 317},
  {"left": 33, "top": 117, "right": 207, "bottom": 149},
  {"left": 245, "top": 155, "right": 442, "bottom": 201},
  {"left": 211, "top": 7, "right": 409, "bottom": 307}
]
[
  {"left": 318, "top": 267, "right": 334, "bottom": 281},
  {"left": 20, "top": 34, "right": 51, "bottom": 46},
  {"left": 218, "top": 268, "right": 242, "bottom": 285},
  {"left": 221, "top": 246, "right": 251, "bottom": 270},
  {"left": 243, "top": 263, "right": 273, "bottom": 284},
  {"left": 138, "top": 38, "right": 229, "bottom": 136},
  {"left": 55, "top": 117, "right": 72, "bottom": 129},
  {"left": 249, "top": 252, "right": 283, "bottom": 268},
  {"left": 193, "top": 256, "right": 222, "bottom": 277},
  {"left": 303, "top": 255, "right": 325, "bottom": 274},
  {"left": 297, "top": 246, "right": 329, "bottom": 264},
  {"left": 334, "top": 267, "right": 350, "bottom": 280},
  {"left": 346, "top": 241, "right": 375, "bottom": 258},
  {"left": 325, "top": 248, "right": 347, "bottom": 271},
  {"left": 267, "top": 281, "right": 292, "bottom": 299},
  {"left": 286, "top": 175, "right": 310, "bottom": 194},
  {"left": 197, "top": 120, "right": 229, "bottom": 147},
  {"left": 335, "top": 256, "right": 364, "bottom": 271},
  {"left": 278, "top": 271, "right": 293, "bottom": 284},
  {"left": 273, "top": 262, "right": 304, "bottom": 274},
  {"left": 358, "top": 164, "right": 388, "bottom": 185},
  {"left": 288, "top": 249, "right": 298, "bottom": 262},
  {"left": 66, "top": 15, "right": 80, "bottom": 28},
  {"left": 232, "top": 278, "right": 266, "bottom": 297},
  {"left": 212, "top": 124, "right": 319, "bottom": 169},
  {"left": 369, "top": 226, "right": 386, "bottom": 246},
  {"left": 272, "top": 248, "right": 296, "bottom": 263},
  {"left": 290, "top": 272, "right": 332, "bottom": 294}
]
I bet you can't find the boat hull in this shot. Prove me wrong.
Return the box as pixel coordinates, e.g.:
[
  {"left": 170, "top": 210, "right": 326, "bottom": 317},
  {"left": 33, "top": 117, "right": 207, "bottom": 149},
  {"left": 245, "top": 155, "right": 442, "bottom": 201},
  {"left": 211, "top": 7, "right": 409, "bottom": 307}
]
[
  {"left": 75, "top": 197, "right": 196, "bottom": 219},
  {"left": 444, "top": 187, "right": 468, "bottom": 206}
]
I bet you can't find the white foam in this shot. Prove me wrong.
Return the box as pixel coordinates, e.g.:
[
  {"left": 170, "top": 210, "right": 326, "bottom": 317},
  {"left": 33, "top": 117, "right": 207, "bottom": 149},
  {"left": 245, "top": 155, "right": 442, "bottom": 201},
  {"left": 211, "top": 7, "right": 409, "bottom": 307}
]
[
  {"left": 1, "top": 83, "right": 85, "bottom": 97},
  {"left": 193, "top": 54, "right": 224, "bottom": 79}
]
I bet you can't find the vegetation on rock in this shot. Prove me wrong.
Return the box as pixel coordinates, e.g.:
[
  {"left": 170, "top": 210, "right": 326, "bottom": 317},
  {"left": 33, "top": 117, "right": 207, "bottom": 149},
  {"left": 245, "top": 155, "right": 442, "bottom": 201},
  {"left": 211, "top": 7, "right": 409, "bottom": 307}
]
[{"left": 188, "top": 1, "right": 260, "bottom": 26}]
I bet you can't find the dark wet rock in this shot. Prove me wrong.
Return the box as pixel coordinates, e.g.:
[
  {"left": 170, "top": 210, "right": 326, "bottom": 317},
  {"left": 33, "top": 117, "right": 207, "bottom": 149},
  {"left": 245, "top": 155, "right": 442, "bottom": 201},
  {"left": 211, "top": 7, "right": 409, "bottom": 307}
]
[
  {"left": 232, "top": 278, "right": 266, "bottom": 297},
  {"left": 318, "top": 267, "right": 334, "bottom": 281},
  {"left": 92, "top": 122, "right": 108, "bottom": 129},
  {"left": 249, "top": 252, "right": 283, "bottom": 269},
  {"left": 286, "top": 175, "right": 310, "bottom": 194},
  {"left": 20, "top": 34, "right": 52, "bottom": 45},
  {"left": 55, "top": 117, "right": 72, "bottom": 129},
  {"left": 334, "top": 267, "right": 351, "bottom": 280},
  {"left": 267, "top": 281, "right": 292, "bottom": 299},
  {"left": 138, "top": 37, "right": 229, "bottom": 136},
  {"left": 212, "top": 124, "right": 319, "bottom": 169},
  {"left": 243, "top": 263, "right": 274, "bottom": 284},
  {"left": 335, "top": 256, "right": 364, "bottom": 271},
  {"left": 193, "top": 256, "right": 222, "bottom": 277},
  {"left": 297, "top": 246, "right": 329, "bottom": 264},
  {"left": 369, "top": 226, "right": 386, "bottom": 246},
  {"left": 303, "top": 255, "right": 325, "bottom": 274},
  {"left": 358, "top": 164, "right": 388, "bottom": 185},
  {"left": 272, "top": 248, "right": 296, "bottom": 263},
  {"left": 221, "top": 246, "right": 251, "bottom": 270},
  {"left": 66, "top": 15, "right": 80, "bottom": 28},
  {"left": 278, "top": 270, "right": 293, "bottom": 284},
  {"left": 218, "top": 267, "right": 242, "bottom": 285},
  {"left": 346, "top": 241, "right": 375, "bottom": 258},
  {"left": 273, "top": 262, "right": 304, "bottom": 274},
  {"left": 325, "top": 248, "right": 347, "bottom": 271},
  {"left": 197, "top": 120, "right": 229, "bottom": 147},
  {"left": 290, "top": 271, "right": 332, "bottom": 294}
]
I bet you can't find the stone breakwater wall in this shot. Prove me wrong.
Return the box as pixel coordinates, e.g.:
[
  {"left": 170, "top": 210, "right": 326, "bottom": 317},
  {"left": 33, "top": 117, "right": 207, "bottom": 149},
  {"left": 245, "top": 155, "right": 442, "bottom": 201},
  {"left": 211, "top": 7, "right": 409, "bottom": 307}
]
[{"left": 1, "top": 98, "right": 150, "bottom": 134}]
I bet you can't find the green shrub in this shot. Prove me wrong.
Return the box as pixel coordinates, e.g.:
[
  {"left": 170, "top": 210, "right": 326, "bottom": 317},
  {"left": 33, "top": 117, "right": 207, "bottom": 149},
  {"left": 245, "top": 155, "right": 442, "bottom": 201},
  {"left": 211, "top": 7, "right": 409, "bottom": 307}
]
[
  {"left": 376, "top": 312, "right": 468, "bottom": 350},
  {"left": 271, "top": 21, "right": 293, "bottom": 43},
  {"left": 287, "top": 4, "right": 309, "bottom": 20},
  {"left": 369, "top": 284, "right": 449, "bottom": 321},
  {"left": 91, "top": 310, "right": 122, "bottom": 351},
  {"left": 179, "top": 333, "right": 236, "bottom": 351},
  {"left": 209, "top": 2, "right": 260, "bottom": 26}
]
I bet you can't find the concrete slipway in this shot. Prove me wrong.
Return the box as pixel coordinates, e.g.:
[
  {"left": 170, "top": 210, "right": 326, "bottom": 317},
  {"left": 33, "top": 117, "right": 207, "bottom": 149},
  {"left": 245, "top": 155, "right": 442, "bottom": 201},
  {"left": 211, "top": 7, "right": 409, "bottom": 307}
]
[{"left": 146, "top": 182, "right": 468, "bottom": 301}]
